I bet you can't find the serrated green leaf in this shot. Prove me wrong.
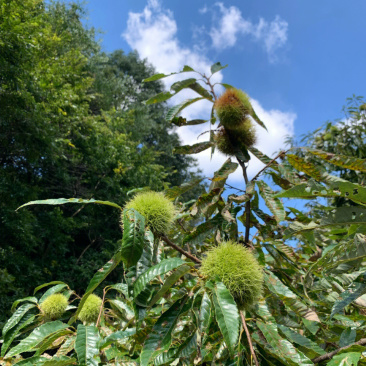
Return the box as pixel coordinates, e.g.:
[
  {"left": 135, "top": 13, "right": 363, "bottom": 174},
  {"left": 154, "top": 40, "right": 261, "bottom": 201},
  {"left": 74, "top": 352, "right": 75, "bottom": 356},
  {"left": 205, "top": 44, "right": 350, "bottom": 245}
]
[
  {"left": 17, "top": 198, "right": 122, "bottom": 211},
  {"left": 34, "top": 281, "right": 68, "bottom": 295},
  {"left": 265, "top": 272, "right": 320, "bottom": 322},
  {"left": 69, "top": 251, "right": 122, "bottom": 325},
  {"left": 327, "top": 352, "right": 361, "bottom": 366},
  {"left": 2, "top": 303, "right": 36, "bottom": 337},
  {"left": 339, "top": 328, "right": 356, "bottom": 348},
  {"left": 256, "top": 180, "right": 286, "bottom": 223},
  {"left": 256, "top": 321, "right": 313, "bottom": 365},
  {"left": 1, "top": 313, "right": 35, "bottom": 357},
  {"left": 98, "top": 329, "right": 136, "bottom": 349},
  {"left": 250, "top": 108, "right": 267, "bottom": 131},
  {"left": 188, "top": 82, "right": 213, "bottom": 100},
  {"left": 5, "top": 321, "right": 69, "bottom": 358},
  {"left": 36, "top": 329, "right": 73, "bottom": 356},
  {"left": 164, "top": 178, "right": 204, "bottom": 199},
  {"left": 287, "top": 154, "right": 325, "bottom": 180},
  {"left": 145, "top": 92, "right": 174, "bottom": 105},
  {"left": 42, "top": 356, "right": 77, "bottom": 366},
  {"left": 210, "top": 62, "right": 228, "bottom": 75},
  {"left": 211, "top": 158, "right": 238, "bottom": 182},
  {"left": 148, "top": 264, "right": 192, "bottom": 308},
  {"left": 278, "top": 325, "right": 326, "bottom": 356},
  {"left": 247, "top": 146, "right": 279, "bottom": 167},
  {"left": 11, "top": 297, "right": 38, "bottom": 313},
  {"left": 199, "top": 292, "right": 212, "bottom": 337},
  {"left": 121, "top": 208, "right": 145, "bottom": 268},
  {"left": 173, "top": 141, "right": 214, "bottom": 155},
  {"left": 183, "top": 213, "right": 222, "bottom": 245},
  {"left": 74, "top": 325, "right": 100, "bottom": 366},
  {"left": 170, "top": 78, "right": 196, "bottom": 93},
  {"left": 134, "top": 258, "right": 187, "bottom": 303},
  {"left": 307, "top": 148, "right": 366, "bottom": 172},
  {"left": 166, "top": 97, "right": 204, "bottom": 122},
  {"left": 140, "top": 295, "right": 188, "bottom": 366},
  {"left": 212, "top": 281, "right": 239, "bottom": 356}
]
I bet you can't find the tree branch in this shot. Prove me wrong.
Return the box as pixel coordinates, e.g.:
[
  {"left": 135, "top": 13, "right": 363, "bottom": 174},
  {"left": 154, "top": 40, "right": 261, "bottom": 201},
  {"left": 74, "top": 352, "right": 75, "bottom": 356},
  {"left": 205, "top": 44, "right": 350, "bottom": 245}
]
[
  {"left": 237, "top": 159, "right": 251, "bottom": 247},
  {"left": 240, "top": 311, "right": 259, "bottom": 366},
  {"left": 161, "top": 235, "right": 202, "bottom": 264},
  {"left": 312, "top": 338, "right": 366, "bottom": 364}
]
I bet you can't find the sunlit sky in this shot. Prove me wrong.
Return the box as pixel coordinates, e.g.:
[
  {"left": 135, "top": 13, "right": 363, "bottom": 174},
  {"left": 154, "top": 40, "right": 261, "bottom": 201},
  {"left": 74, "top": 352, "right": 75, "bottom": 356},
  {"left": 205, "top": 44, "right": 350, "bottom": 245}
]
[{"left": 82, "top": 0, "right": 366, "bottom": 183}]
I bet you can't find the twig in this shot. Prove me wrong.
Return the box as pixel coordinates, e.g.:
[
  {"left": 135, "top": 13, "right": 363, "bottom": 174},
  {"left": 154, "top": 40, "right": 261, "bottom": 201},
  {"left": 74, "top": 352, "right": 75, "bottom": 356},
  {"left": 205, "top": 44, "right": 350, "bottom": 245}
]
[
  {"left": 240, "top": 311, "right": 259, "bottom": 366},
  {"left": 237, "top": 159, "right": 251, "bottom": 246},
  {"left": 251, "top": 150, "right": 288, "bottom": 182},
  {"left": 161, "top": 235, "right": 201, "bottom": 264},
  {"left": 96, "top": 287, "right": 107, "bottom": 327},
  {"left": 312, "top": 338, "right": 366, "bottom": 364}
]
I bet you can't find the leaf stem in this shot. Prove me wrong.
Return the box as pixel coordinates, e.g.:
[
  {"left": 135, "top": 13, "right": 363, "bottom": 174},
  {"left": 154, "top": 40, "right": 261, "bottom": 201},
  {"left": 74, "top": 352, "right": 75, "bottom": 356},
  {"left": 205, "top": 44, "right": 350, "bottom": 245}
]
[
  {"left": 240, "top": 311, "right": 259, "bottom": 366},
  {"left": 161, "top": 235, "right": 201, "bottom": 264},
  {"left": 96, "top": 287, "right": 107, "bottom": 327}
]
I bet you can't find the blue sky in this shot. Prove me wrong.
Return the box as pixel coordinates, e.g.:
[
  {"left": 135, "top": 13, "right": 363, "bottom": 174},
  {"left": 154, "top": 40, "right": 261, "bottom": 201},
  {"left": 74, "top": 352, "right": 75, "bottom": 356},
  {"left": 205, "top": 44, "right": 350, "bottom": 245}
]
[{"left": 82, "top": 0, "right": 366, "bottom": 184}]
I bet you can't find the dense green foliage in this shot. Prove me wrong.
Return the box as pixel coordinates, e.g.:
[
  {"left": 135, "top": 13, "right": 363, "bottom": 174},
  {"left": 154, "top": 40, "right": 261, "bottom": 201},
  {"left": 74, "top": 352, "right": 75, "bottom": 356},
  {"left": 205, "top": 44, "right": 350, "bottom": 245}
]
[
  {"left": 3, "top": 1, "right": 366, "bottom": 365},
  {"left": 0, "top": 0, "right": 202, "bottom": 323}
]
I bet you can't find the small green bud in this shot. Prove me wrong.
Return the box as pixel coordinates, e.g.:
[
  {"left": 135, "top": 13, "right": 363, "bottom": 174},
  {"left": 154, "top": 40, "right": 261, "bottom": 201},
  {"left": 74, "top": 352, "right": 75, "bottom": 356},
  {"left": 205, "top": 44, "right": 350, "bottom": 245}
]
[
  {"left": 123, "top": 191, "right": 176, "bottom": 234},
  {"left": 40, "top": 293, "right": 68, "bottom": 320},
  {"left": 78, "top": 294, "right": 102, "bottom": 323},
  {"left": 200, "top": 241, "right": 263, "bottom": 310}
]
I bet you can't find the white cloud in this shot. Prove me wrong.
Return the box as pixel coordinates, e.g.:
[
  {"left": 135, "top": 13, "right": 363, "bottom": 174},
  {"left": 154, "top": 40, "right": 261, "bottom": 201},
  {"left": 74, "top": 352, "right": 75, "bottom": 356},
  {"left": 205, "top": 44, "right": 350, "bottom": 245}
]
[
  {"left": 209, "top": 3, "right": 288, "bottom": 63},
  {"left": 123, "top": 0, "right": 295, "bottom": 185}
]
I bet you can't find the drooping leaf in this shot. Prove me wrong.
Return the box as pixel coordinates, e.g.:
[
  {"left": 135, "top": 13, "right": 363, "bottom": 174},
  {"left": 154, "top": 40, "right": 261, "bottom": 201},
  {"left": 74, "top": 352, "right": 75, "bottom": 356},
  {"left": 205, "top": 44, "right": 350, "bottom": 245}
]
[
  {"left": 74, "top": 325, "right": 100, "bottom": 366},
  {"left": 211, "top": 281, "right": 240, "bottom": 356},
  {"left": 121, "top": 208, "right": 145, "bottom": 268},
  {"left": 10, "top": 297, "right": 38, "bottom": 313},
  {"left": 264, "top": 272, "right": 320, "bottom": 322},
  {"left": 250, "top": 108, "right": 267, "bottom": 131},
  {"left": 210, "top": 62, "right": 228, "bottom": 75},
  {"left": 34, "top": 281, "right": 68, "bottom": 295},
  {"left": 145, "top": 92, "right": 174, "bottom": 105},
  {"left": 133, "top": 258, "right": 187, "bottom": 302},
  {"left": 327, "top": 352, "right": 361, "bottom": 366},
  {"left": 248, "top": 146, "right": 280, "bottom": 168},
  {"left": 285, "top": 207, "right": 366, "bottom": 236},
  {"left": 170, "top": 78, "right": 197, "bottom": 93},
  {"left": 1, "top": 313, "right": 36, "bottom": 357},
  {"left": 256, "top": 180, "right": 286, "bottom": 223},
  {"left": 164, "top": 178, "right": 204, "bottom": 199},
  {"left": 69, "top": 251, "right": 122, "bottom": 324},
  {"left": 173, "top": 141, "right": 214, "bottom": 155},
  {"left": 5, "top": 321, "right": 69, "bottom": 358},
  {"left": 166, "top": 97, "right": 204, "bottom": 122},
  {"left": 188, "top": 82, "right": 213, "bottom": 100},
  {"left": 2, "top": 303, "right": 36, "bottom": 337},
  {"left": 140, "top": 295, "right": 188, "bottom": 366},
  {"left": 278, "top": 325, "right": 326, "bottom": 356},
  {"left": 211, "top": 159, "right": 238, "bottom": 183},
  {"left": 339, "top": 328, "right": 356, "bottom": 348},
  {"left": 256, "top": 321, "right": 313, "bottom": 365},
  {"left": 17, "top": 198, "right": 122, "bottom": 211}
]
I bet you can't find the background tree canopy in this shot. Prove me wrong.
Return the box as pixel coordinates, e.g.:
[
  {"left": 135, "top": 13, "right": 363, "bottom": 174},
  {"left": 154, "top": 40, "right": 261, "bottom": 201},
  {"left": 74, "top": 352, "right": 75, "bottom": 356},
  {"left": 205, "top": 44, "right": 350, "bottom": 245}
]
[{"left": 0, "top": 0, "right": 202, "bottom": 323}]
